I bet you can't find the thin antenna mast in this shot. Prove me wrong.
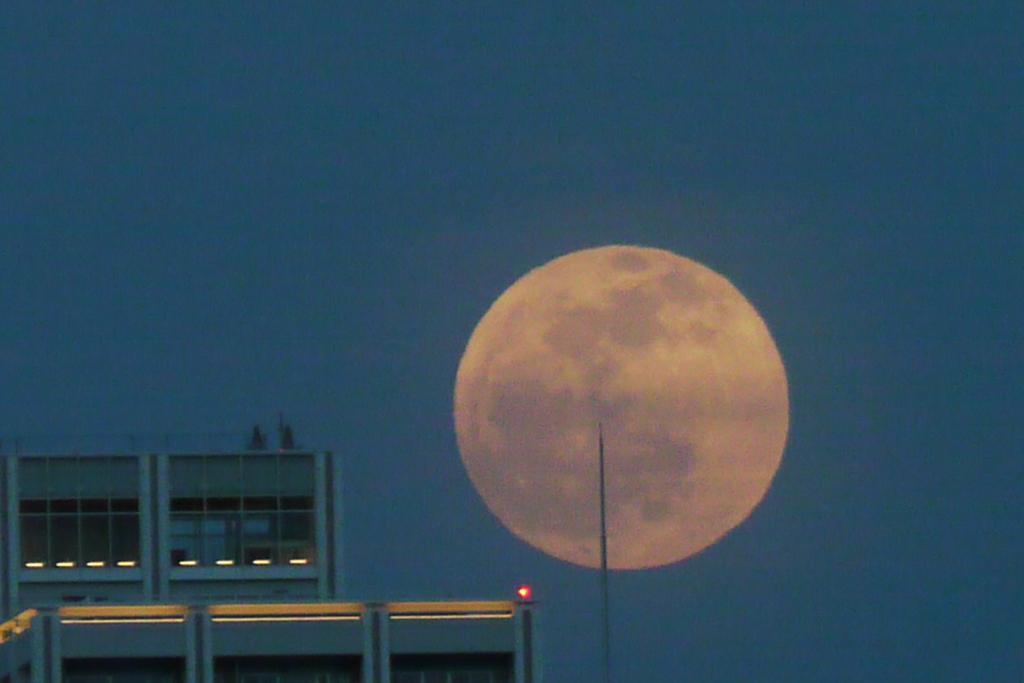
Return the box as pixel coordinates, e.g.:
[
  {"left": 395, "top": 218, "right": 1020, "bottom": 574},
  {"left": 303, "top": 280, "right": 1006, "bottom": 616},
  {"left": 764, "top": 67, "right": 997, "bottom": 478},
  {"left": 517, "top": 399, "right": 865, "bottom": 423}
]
[{"left": 599, "top": 422, "right": 611, "bottom": 683}]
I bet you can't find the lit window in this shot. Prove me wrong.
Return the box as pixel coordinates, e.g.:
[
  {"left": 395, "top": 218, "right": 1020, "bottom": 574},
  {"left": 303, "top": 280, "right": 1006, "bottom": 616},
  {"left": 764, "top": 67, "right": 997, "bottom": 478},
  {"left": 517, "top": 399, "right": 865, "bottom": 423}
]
[
  {"left": 19, "top": 497, "right": 140, "bottom": 569},
  {"left": 169, "top": 495, "right": 316, "bottom": 567}
]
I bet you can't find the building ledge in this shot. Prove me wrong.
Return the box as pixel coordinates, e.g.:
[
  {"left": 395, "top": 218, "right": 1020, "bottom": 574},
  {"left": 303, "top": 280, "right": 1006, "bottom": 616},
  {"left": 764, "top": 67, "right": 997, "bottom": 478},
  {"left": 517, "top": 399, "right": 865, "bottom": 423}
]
[
  {"left": 18, "top": 568, "right": 143, "bottom": 584},
  {"left": 169, "top": 565, "right": 317, "bottom": 581}
]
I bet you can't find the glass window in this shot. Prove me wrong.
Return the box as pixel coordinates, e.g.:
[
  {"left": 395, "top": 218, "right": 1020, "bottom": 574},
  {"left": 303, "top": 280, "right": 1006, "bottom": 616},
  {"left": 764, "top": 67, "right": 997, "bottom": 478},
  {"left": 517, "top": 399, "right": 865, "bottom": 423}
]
[
  {"left": 281, "top": 496, "right": 314, "bottom": 511},
  {"left": 208, "top": 497, "right": 241, "bottom": 512},
  {"left": 242, "top": 516, "right": 272, "bottom": 536},
  {"left": 240, "top": 675, "right": 279, "bottom": 683},
  {"left": 81, "top": 499, "right": 109, "bottom": 514},
  {"left": 81, "top": 515, "right": 111, "bottom": 564},
  {"left": 280, "top": 512, "right": 313, "bottom": 542},
  {"left": 243, "top": 496, "right": 276, "bottom": 511},
  {"left": 51, "top": 499, "right": 79, "bottom": 514},
  {"left": 20, "top": 497, "right": 140, "bottom": 568},
  {"left": 51, "top": 515, "right": 79, "bottom": 563},
  {"left": 67, "top": 676, "right": 113, "bottom": 683},
  {"left": 171, "top": 496, "right": 317, "bottom": 567},
  {"left": 171, "top": 498, "right": 204, "bottom": 512},
  {"left": 21, "top": 515, "right": 47, "bottom": 564},
  {"left": 20, "top": 499, "right": 46, "bottom": 514},
  {"left": 201, "top": 517, "right": 231, "bottom": 564},
  {"left": 111, "top": 498, "right": 139, "bottom": 512},
  {"left": 112, "top": 513, "right": 140, "bottom": 564}
]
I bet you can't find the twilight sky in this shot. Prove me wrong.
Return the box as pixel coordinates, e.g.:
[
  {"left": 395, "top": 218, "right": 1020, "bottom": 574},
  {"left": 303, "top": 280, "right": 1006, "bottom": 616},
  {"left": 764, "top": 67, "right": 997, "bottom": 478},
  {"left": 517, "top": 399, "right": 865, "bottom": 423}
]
[{"left": 1, "top": 5, "right": 1022, "bottom": 681}]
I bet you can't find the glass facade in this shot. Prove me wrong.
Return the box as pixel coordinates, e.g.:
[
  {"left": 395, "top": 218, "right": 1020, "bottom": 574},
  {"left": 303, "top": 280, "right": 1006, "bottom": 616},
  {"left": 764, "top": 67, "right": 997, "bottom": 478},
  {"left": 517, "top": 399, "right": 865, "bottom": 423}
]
[
  {"left": 65, "top": 658, "right": 182, "bottom": 683},
  {"left": 391, "top": 655, "right": 512, "bottom": 683},
  {"left": 17, "top": 455, "right": 141, "bottom": 569},
  {"left": 392, "top": 673, "right": 506, "bottom": 683},
  {"left": 167, "top": 452, "right": 317, "bottom": 568},
  {"left": 215, "top": 656, "right": 359, "bottom": 683},
  {"left": 169, "top": 496, "right": 315, "bottom": 567},
  {"left": 19, "top": 498, "right": 141, "bottom": 568}
]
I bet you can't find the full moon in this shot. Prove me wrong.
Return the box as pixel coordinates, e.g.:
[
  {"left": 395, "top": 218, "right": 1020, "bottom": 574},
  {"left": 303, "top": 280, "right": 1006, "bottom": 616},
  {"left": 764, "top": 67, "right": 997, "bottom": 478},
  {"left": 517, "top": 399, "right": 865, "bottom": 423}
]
[{"left": 453, "top": 245, "right": 789, "bottom": 569}]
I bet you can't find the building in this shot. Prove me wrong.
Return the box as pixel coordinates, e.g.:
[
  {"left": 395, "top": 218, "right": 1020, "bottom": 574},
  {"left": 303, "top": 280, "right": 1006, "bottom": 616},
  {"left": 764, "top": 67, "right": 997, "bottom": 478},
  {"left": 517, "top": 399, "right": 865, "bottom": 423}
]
[{"left": 0, "top": 450, "right": 539, "bottom": 683}]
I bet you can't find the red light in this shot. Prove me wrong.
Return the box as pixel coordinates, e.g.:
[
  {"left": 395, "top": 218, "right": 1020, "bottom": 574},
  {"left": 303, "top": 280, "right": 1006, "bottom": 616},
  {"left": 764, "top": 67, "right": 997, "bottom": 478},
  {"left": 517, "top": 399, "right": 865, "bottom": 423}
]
[{"left": 516, "top": 585, "right": 532, "bottom": 600}]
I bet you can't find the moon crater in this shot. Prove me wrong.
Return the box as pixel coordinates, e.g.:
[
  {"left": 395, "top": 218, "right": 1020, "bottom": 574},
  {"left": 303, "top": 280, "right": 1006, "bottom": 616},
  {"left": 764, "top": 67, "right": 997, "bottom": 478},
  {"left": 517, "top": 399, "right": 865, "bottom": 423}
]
[{"left": 454, "top": 245, "right": 788, "bottom": 569}]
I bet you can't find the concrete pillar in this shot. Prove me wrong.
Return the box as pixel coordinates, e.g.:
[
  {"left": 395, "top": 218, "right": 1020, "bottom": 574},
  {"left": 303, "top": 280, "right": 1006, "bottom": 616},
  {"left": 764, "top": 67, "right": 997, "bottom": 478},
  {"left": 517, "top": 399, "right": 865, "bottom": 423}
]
[
  {"left": 362, "top": 605, "right": 389, "bottom": 683},
  {"left": 515, "top": 605, "right": 540, "bottom": 683},
  {"left": 154, "top": 455, "right": 170, "bottom": 602},
  {"left": 329, "top": 452, "right": 345, "bottom": 599},
  {"left": 140, "top": 454, "right": 154, "bottom": 602},
  {"left": 1, "top": 456, "right": 14, "bottom": 619},
  {"left": 314, "top": 453, "right": 328, "bottom": 601},
  {"left": 184, "top": 607, "right": 214, "bottom": 683},
  {"left": 29, "top": 612, "right": 59, "bottom": 683}
]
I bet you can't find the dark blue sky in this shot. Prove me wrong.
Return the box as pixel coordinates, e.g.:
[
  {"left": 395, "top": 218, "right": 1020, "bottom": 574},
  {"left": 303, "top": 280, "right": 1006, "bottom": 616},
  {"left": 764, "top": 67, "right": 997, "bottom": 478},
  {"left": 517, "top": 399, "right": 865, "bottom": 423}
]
[{"left": 2, "top": 5, "right": 1022, "bottom": 681}]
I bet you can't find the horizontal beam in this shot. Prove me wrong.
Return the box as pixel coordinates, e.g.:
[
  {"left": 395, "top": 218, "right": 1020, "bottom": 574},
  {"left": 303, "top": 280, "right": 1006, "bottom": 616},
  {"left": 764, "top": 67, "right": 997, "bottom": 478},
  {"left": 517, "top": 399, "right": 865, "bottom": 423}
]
[
  {"left": 208, "top": 602, "right": 364, "bottom": 617},
  {"left": 58, "top": 605, "right": 188, "bottom": 618},
  {"left": 386, "top": 601, "right": 514, "bottom": 616}
]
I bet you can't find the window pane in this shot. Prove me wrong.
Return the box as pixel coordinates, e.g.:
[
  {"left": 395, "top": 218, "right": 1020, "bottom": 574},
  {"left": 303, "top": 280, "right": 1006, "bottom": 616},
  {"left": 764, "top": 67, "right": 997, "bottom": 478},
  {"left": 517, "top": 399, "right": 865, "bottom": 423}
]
[
  {"left": 280, "top": 512, "right": 313, "bottom": 541},
  {"left": 243, "top": 496, "right": 277, "bottom": 511},
  {"left": 51, "top": 514, "right": 79, "bottom": 563},
  {"left": 106, "top": 457, "right": 139, "bottom": 497},
  {"left": 171, "top": 498, "right": 204, "bottom": 512},
  {"left": 81, "top": 515, "right": 111, "bottom": 564},
  {"left": 243, "top": 545, "right": 274, "bottom": 564},
  {"left": 170, "top": 547, "right": 191, "bottom": 565},
  {"left": 111, "top": 498, "right": 139, "bottom": 512},
  {"left": 202, "top": 515, "right": 240, "bottom": 564},
  {"left": 112, "top": 514, "right": 140, "bottom": 563},
  {"left": 242, "top": 514, "right": 275, "bottom": 564},
  {"left": 47, "top": 458, "right": 80, "bottom": 497},
  {"left": 19, "top": 458, "right": 48, "bottom": 497},
  {"left": 208, "top": 497, "right": 241, "bottom": 511},
  {"left": 20, "top": 515, "right": 48, "bottom": 564},
  {"left": 81, "top": 499, "right": 109, "bottom": 513},
  {"left": 241, "top": 675, "right": 278, "bottom": 683},
  {"left": 205, "top": 456, "right": 242, "bottom": 495},
  {"left": 242, "top": 454, "right": 278, "bottom": 496},
  {"left": 171, "top": 516, "right": 199, "bottom": 536},
  {"left": 51, "top": 499, "right": 79, "bottom": 513},
  {"left": 280, "top": 545, "right": 313, "bottom": 563},
  {"left": 243, "top": 515, "right": 272, "bottom": 536},
  {"left": 19, "top": 499, "right": 46, "bottom": 514},
  {"left": 170, "top": 457, "right": 205, "bottom": 497},
  {"left": 277, "top": 456, "right": 314, "bottom": 496}
]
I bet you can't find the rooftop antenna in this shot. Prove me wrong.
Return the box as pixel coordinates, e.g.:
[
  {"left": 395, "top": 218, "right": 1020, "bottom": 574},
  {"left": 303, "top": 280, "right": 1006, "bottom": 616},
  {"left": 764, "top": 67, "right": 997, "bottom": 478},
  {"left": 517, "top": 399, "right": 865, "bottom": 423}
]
[
  {"left": 278, "top": 412, "right": 295, "bottom": 451},
  {"left": 599, "top": 421, "right": 611, "bottom": 683}
]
